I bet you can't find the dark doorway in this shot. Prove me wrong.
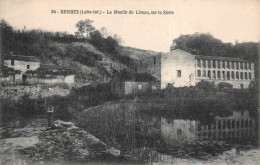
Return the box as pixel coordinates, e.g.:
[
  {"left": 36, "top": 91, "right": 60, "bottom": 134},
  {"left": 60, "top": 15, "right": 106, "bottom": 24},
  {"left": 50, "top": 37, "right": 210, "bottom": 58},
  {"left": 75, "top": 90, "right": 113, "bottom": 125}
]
[
  {"left": 22, "top": 75, "right": 27, "bottom": 84},
  {"left": 13, "top": 74, "right": 15, "bottom": 83}
]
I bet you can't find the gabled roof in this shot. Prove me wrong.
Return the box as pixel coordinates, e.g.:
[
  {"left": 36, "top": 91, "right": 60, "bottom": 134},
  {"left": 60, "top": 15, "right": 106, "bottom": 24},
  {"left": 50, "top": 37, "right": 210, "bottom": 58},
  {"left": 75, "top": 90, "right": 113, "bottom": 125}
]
[
  {"left": 195, "top": 55, "right": 251, "bottom": 63},
  {"left": 114, "top": 71, "right": 158, "bottom": 82},
  {"left": 4, "top": 55, "right": 40, "bottom": 62}
]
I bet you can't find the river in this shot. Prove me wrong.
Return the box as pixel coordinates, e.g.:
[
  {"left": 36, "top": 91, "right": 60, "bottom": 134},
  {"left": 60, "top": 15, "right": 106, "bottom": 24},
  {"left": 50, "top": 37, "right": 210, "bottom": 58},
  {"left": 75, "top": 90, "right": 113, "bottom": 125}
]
[{"left": 76, "top": 101, "right": 260, "bottom": 164}]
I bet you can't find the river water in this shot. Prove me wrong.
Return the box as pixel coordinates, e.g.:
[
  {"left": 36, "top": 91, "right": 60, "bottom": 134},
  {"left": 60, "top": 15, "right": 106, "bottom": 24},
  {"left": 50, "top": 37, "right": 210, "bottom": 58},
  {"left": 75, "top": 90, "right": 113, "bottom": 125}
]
[{"left": 76, "top": 103, "right": 260, "bottom": 164}]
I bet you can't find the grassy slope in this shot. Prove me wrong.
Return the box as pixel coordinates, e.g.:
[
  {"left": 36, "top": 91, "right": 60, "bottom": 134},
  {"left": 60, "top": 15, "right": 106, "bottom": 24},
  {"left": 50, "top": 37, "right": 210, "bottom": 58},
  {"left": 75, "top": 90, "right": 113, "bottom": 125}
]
[
  {"left": 40, "top": 41, "right": 129, "bottom": 83},
  {"left": 37, "top": 42, "right": 161, "bottom": 83}
]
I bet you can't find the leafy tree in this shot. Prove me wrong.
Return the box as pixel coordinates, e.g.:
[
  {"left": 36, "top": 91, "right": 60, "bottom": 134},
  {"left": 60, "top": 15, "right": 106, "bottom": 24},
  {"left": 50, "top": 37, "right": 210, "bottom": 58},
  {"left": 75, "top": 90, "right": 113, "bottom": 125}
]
[
  {"left": 1, "top": 65, "right": 21, "bottom": 77},
  {"left": 75, "top": 19, "right": 95, "bottom": 39},
  {"left": 100, "top": 27, "right": 108, "bottom": 38},
  {"left": 89, "top": 30, "right": 105, "bottom": 49},
  {"left": 113, "top": 34, "right": 123, "bottom": 44},
  {"left": 196, "top": 80, "right": 215, "bottom": 95}
]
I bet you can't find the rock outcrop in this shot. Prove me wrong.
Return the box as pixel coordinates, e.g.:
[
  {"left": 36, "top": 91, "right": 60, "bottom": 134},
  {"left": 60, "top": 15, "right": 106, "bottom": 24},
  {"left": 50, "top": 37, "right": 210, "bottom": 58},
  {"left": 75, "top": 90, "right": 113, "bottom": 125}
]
[{"left": 0, "top": 119, "right": 120, "bottom": 164}]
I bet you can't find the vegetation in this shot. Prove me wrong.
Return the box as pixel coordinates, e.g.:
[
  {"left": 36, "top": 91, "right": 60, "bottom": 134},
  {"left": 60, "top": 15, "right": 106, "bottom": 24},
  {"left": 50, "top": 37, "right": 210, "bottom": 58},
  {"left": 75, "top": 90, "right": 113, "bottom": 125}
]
[
  {"left": 134, "top": 79, "right": 259, "bottom": 124},
  {"left": 0, "top": 83, "right": 118, "bottom": 126},
  {"left": 171, "top": 33, "right": 259, "bottom": 77},
  {"left": 0, "top": 19, "right": 132, "bottom": 82}
]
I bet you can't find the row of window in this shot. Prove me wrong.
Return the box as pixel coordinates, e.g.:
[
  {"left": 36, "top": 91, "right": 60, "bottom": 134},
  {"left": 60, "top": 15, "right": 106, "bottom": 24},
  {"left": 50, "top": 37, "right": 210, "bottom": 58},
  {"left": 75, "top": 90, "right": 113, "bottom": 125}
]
[
  {"left": 196, "top": 59, "right": 252, "bottom": 70},
  {"left": 197, "top": 70, "right": 252, "bottom": 80},
  {"left": 197, "top": 129, "right": 253, "bottom": 139},
  {"left": 198, "top": 119, "right": 253, "bottom": 131}
]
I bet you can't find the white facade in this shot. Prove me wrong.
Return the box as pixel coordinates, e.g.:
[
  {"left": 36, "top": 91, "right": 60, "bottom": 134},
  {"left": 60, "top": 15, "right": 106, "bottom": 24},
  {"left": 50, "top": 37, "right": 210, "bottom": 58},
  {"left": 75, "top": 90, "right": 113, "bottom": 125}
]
[
  {"left": 137, "top": 49, "right": 255, "bottom": 89},
  {"left": 161, "top": 50, "right": 196, "bottom": 88},
  {"left": 4, "top": 60, "right": 40, "bottom": 72},
  {"left": 3, "top": 56, "right": 40, "bottom": 83}
]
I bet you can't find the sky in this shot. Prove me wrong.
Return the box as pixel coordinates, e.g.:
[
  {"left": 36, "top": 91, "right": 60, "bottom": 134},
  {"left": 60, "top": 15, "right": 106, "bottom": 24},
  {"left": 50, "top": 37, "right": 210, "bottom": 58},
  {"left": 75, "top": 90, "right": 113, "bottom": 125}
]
[{"left": 0, "top": 0, "right": 260, "bottom": 52}]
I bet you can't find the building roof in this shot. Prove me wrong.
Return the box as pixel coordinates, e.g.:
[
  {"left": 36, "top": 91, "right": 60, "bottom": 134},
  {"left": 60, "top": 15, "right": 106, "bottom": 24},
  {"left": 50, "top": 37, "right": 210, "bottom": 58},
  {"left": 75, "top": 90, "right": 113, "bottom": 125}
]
[
  {"left": 4, "top": 55, "right": 40, "bottom": 62},
  {"left": 195, "top": 55, "right": 251, "bottom": 63},
  {"left": 40, "top": 64, "right": 72, "bottom": 70},
  {"left": 114, "top": 72, "right": 158, "bottom": 82}
]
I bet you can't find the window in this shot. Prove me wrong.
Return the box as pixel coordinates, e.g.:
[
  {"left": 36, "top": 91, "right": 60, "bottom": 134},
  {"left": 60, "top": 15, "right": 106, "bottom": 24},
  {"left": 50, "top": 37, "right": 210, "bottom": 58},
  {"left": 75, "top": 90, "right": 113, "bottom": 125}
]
[
  {"left": 137, "top": 84, "right": 143, "bottom": 91},
  {"left": 197, "top": 60, "right": 201, "bottom": 67},
  {"left": 217, "top": 61, "right": 221, "bottom": 68},
  {"left": 222, "top": 71, "right": 225, "bottom": 79},
  {"left": 236, "top": 62, "right": 239, "bottom": 69},
  {"left": 245, "top": 72, "right": 248, "bottom": 79},
  {"left": 227, "top": 61, "right": 230, "bottom": 69},
  {"left": 222, "top": 61, "right": 225, "bottom": 68},
  {"left": 231, "top": 62, "right": 234, "bottom": 69},
  {"left": 202, "top": 60, "right": 206, "bottom": 68},
  {"left": 197, "top": 70, "right": 201, "bottom": 77},
  {"left": 217, "top": 71, "right": 221, "bottom": 79},
  {"left": 153, "top": 57, "right": 156, "bottom": 65},
  {"left": 249, "top": 63, "right": 251, "bottom": 70},
  {"left": 240, "top": 62, "right": 243, "bottom": 70},
  {"left": 11, "top": 60, "right": 14, "bottom": 66},
  {"left": 208, "top": 70, "right": 211, "bottom": 78},
  {"left": 213, "top": 71, "right": 216, "bottom": 79},
  {"left": 213, "top": 60, "right": 216, "bottom": 68},
  {"left": 177, "top": 70, "right": 181, "bottom": 77},
  {"left": 240, "top": 72, "right": 243, "bottom": 80},
  {"left": 249, "top": 73, "right": 251, "bottom": 80},
  {"left": 140, "top": 61, "right": 142, "bottom": 67},
  {"left": 203, "top": 70, "right": 206, "bottom": 77},
  {"left": 236, "top": 72, "right": 239, "bottom": 79},
  {"left": 245, "top": 63, "right": 247, "bottom": 70},
  {"left": 231, "top": 71, "right": 234, "bottom": 79},
  {"left": 208, "top": 60, "right": 211, "bottom": 68},
  {"left": 227, "top": 71, "right": 230, "bottom": 80},
  {"left": 27, "top": 65, "right": 30, "bottom": 69}
]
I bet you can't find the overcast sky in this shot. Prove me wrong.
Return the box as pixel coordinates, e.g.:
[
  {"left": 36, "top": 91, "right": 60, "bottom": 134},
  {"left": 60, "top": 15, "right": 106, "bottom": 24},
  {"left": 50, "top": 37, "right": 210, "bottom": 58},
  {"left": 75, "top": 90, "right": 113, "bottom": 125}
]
[{"left": 0, "top": 0, "right": 259, "bottom": 52}]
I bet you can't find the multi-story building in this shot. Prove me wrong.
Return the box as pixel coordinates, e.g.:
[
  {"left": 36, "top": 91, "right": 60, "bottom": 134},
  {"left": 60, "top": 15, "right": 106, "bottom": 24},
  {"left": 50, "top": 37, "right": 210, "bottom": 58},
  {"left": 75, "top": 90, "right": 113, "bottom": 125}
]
[{"left": 136, "top": 49, "right": 254, "bottom": 89}]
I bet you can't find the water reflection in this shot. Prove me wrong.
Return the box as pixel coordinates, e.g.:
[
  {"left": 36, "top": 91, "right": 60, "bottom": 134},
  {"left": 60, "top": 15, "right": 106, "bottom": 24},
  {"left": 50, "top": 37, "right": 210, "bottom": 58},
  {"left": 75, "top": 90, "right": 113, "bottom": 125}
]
[
  {"left": 161, "top": 111, "right": 256, "bottom": 147},
  {"left": 76, "top": 103, "right": 259, "bottom": 164}
]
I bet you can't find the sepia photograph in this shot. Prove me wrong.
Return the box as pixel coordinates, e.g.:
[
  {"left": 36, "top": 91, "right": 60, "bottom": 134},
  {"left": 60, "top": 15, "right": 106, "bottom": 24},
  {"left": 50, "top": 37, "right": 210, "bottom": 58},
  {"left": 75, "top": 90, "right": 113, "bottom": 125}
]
[{"left": 0, "top": 0, "right": 259, "bottom": 164}]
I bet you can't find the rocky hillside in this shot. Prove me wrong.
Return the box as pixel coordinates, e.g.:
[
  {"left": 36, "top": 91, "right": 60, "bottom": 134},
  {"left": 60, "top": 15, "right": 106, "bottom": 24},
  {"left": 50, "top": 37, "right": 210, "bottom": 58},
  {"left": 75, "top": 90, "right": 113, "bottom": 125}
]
[
  {"left": 0, "top": 119, "right": 121, "bottom": 164},
  {"left": 1, "top": 20, "right": 155, "bottom": 83}
]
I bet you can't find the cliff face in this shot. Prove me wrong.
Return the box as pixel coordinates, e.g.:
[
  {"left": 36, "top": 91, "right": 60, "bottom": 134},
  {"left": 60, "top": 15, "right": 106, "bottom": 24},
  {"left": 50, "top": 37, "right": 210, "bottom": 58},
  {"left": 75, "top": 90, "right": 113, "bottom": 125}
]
[{"left": 0, "top": 119, "right": 120, "bottom": 164}]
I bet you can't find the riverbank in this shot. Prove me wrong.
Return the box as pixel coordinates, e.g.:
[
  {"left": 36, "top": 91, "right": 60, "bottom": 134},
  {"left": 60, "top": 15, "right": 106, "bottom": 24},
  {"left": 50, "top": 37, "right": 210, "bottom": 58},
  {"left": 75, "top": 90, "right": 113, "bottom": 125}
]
[{"left": 0, "top": 119, "right": 121, "bottom": 164}]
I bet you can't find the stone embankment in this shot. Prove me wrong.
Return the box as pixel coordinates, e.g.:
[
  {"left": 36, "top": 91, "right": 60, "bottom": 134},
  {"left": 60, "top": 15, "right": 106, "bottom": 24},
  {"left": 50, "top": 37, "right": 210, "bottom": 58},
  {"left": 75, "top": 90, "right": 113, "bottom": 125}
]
[{"left": 0, "top": 119, "right": 120, "bottom": 164}]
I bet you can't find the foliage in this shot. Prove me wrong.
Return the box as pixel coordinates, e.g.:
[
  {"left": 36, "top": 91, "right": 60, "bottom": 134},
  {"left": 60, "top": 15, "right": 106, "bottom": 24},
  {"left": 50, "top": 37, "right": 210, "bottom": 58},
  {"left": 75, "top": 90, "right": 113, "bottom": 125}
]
[
  {"left": 1, "top": 65, "right": 22, "bottom": 77},
  {"left": 66, "top": 45, "right": 103, "bottom": 67},
  {"left": 171, "top": 33, "right": 259, "bottom": 77},
  {"left": 195, "top": 80, "right": 215, "bottom": 95},
  {"left": 75, "top": 19, "right": 95, "bottom": 39},
  {"left": 0, "top": 94, "right": 45, "bottom": 126}
]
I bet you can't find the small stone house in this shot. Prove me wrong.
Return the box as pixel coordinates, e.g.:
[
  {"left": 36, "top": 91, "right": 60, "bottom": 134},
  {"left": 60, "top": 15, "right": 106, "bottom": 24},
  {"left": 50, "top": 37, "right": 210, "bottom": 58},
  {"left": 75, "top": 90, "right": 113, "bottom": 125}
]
[
  {"left": 2, "top": 54, "right": 40, "bottom": 84},
  {"left": 1, "top": 54, "right": 75, "bottom": 84},
  {"left": 110, "top": 71, "right": 160, "bottom": 97}
]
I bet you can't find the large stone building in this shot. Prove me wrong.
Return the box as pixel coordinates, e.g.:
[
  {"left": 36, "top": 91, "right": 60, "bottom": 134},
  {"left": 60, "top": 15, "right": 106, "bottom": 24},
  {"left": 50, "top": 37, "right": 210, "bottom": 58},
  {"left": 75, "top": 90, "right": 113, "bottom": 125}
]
[{"left": 136, "top": 49, "right": 254, "bottom": 89}]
